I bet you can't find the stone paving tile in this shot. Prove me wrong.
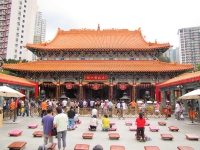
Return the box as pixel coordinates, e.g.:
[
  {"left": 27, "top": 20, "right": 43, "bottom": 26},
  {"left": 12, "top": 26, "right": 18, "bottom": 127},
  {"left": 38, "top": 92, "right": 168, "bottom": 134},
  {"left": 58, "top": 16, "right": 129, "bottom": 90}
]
[{"left": 0, "top": 116, "right": 200, "bottom": 150}]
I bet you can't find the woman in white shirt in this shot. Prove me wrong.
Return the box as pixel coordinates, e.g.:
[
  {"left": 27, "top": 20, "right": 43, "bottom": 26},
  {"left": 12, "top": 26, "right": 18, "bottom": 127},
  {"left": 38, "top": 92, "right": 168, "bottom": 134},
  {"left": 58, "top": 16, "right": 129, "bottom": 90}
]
[
  {"left": 175, "top": 101, "right": 181, "bottom": 120},
  {"left": 89, "top": 115, "right": 98, "bottom": 130},
  {"left": 53, "top": 107, "right": 68, "bottom": 150}
]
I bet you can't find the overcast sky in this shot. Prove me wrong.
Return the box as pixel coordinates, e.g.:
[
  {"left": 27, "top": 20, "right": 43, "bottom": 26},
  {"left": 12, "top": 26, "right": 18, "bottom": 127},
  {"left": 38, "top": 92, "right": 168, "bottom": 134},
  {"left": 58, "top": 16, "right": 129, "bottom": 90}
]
[{"left": 37, "top": 0, "right": 200, "bottom": 47}]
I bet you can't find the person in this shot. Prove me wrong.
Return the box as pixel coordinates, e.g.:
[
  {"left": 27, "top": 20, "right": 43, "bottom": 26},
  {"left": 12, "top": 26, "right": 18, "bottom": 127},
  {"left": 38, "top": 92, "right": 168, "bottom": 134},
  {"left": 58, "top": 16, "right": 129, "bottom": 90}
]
[
  {"left": 135, "top": 113, "right": 146, "bottom": 142},
  {"left": 17, "top": 99, "right": 22, "bottom": 116},
  {"left": 30, "top": 99, "right": 35, "bottom": 117},
  {"left": 122, "top": 101, "right": 127, "bottom": 119},
  {"left": 117, "top": 101, "right": 123, "bottom": 119},
  {"left": 21, "top": 100, "right": 25, "bottom": 116},
  {"left": 130, "top": 100, "right": 136, "bottom": 109},
  {"left": 40, "top": 108, "right": 54, "bottom": 150},
  {"left": 102, "top": 114, "right": 110, "bottom": 131},
  {"left": 41, "top": 99, "right": 47, "bottom": 118},
  {"left": 67, "top": 106, "right": 75, "bottom": 130},
  {"left": 24, "top": 98, "right": 30, "bottom": 117},
  {"left": 108, "top": 100, "right": 113, "bottom": 117},
  {"left": 89, "top": 115, "right": 98, "bottom": 130},
  {"left": 9, "top": 99, "right": 15, "bottom": 119},
  {"left": 103, "top": 100, "right": 108, "bottom": 114},
  {"left": 175, "top": 101, "right": 181, "bottom": 120},
  {"left": 62, "top": 99, "right": 67, "bottom": 108},
  {"left": 91, "top": 108, "right": 98, "bottom": 117},
  {"left": 195, "top": 101, "right": 199, "bottom": 113},
  {"left": 154, "top": 102, "right": 160, "bottom": 117},
  {"left": 54, "top": 107, "right": 68, "bottom": 150},
  {"left": 93, "top": 144, "right": 103, "bottom": 150}
]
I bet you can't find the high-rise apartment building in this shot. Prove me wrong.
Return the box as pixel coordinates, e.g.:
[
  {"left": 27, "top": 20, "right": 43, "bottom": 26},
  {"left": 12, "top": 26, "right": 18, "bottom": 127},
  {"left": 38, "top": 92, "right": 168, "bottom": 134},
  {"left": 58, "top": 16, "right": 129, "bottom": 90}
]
[
  {"left": 0, "top": 0, "right": 37, "bottom": 61},
  {"left": 164, "top": 47, "right": 180, "bottom": 63},
  {"left": 34, "top": 11, "right": 46, "bottom": 44},
  {"left": 178, "top": 26, "right": 200, "bottom": 66}
]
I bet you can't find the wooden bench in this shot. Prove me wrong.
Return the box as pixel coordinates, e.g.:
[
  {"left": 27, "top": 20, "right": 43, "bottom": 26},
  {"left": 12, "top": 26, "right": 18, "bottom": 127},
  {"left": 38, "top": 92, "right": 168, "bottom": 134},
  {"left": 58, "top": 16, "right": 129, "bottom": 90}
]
[
  {"left": 108, "top": 133, "right": 120, "bottom": 140},
  {"left": 145, "top": 122, "right": 150, "bottom": 126},
  {"left": 158, "top": 122, "right": 166, "bottom": 126},
  {"left": 110, "top": 145, "right": 125, "bottom": 150},
  {"left": 144, "top": 146, "right": 160, "bottom": 150},
  {"left": 8, "top": 130, "right": 23, "bottom": 136},
  {"left": 129, "top": 126, "right": 137, "bottom": 131},
  {"left": 149, "top": 127, "right": 159, "bottom": 132},
  {"left": 125, "top": 121, "right": 132, "bottom": 126},
  {"left": 160, "top": 134, "right": 173, "bottom": 140},
  {"left": 82, "top": 133, "right": 93, "bottom": 139},
  {"left": 169, "top": 126, "right": 179, "bottom": 131},
  {"left": 33, "top": 131, "right": 43, "bottom": 137},
  {"left": 8, "top": 141, "right": 27, "bottom": 150},
  {"left": 185, "top": 134, "right": 199, "bottom": 140},
  {"left": 48, "top": 143, "right": 57, "bottom": 150},
  {"left": 28, "top": 124, "right": 38, "bottom": 129},
  {"left": 177, "top": 146, "right": 194, "bottom": 150},
  {"left": 110, "top": 121, "right": 115, "bottom": 125},
  {"left": 74, "top": 144, "right": 90, "bottom": 150}
]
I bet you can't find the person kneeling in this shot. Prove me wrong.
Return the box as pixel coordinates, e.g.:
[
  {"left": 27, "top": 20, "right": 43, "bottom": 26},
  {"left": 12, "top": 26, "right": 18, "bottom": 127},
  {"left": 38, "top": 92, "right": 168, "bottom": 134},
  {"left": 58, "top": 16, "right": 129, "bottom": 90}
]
[
  {"left": 102, "top": 114, "right": 110, "bottom": 131},
  {"left": 89, "top": 115, "right": 98, "bottom": 130},
  {"left": 135, "top": 113, "right": 146, "bottom": 142}
]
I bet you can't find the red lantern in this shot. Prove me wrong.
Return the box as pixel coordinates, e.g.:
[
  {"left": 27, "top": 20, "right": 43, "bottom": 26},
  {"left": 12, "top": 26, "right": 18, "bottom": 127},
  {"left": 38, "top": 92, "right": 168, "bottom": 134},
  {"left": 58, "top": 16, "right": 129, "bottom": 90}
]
[
  {"left": 66, "top": 83, "right": 72, "bottom": 89},
  {"left": 92, "top": 83, "right": 99, "bottom": 90},
  {"left": 119, "top": 83, "right": 126, "bottom": 90}
]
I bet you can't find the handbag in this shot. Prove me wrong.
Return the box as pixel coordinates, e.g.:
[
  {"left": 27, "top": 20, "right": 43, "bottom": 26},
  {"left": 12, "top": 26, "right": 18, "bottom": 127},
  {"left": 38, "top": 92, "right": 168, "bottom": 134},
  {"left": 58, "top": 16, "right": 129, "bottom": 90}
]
[{"left": 51, "top": 127, "right": 57, "bottom": 136}]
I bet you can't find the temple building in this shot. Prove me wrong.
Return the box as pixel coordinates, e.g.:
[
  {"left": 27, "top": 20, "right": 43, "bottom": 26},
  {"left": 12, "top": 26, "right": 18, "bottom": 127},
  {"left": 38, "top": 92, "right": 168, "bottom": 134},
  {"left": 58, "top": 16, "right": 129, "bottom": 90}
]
[{"left": 2, "top": 25, "right": 194, "bottom": 104}]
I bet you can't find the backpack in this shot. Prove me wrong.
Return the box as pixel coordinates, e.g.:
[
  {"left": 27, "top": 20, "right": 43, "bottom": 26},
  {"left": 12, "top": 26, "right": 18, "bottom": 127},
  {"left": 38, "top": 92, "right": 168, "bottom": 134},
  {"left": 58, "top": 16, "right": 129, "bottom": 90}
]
[{"left": 31, "top": 101, "right": 35, "bottom": 107}]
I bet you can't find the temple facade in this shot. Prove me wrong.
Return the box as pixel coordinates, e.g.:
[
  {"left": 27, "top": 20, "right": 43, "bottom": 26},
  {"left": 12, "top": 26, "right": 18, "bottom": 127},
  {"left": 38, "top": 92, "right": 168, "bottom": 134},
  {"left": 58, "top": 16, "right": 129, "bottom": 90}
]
[{"left": 2, "top": 25, "right": 194, "bottom": 103}]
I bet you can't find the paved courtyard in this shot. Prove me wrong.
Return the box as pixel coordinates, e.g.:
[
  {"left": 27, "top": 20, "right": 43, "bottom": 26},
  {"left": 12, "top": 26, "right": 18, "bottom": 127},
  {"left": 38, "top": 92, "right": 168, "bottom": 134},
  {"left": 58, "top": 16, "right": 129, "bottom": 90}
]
[{"left": 0, "top": 115, "right": 200, "bottom": 150}]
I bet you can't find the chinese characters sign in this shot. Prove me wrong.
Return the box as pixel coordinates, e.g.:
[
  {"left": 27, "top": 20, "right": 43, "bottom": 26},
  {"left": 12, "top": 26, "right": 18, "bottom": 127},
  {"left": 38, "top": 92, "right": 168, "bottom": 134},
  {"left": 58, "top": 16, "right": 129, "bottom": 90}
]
[{"left": 84, "top": 74, "right": 108, "bottom": 81}]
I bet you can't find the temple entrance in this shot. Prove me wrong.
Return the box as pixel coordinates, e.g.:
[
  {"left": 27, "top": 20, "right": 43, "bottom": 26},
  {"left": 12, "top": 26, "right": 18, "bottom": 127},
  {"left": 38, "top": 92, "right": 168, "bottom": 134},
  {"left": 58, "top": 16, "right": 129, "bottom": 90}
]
[
  {"left": 114, "top": 86, "right": 131, "bottom": 101},
  {"left": 85, "top": 86, "right": 108, "bottom": 100},
  {"left": 65, "top": 89, "right": 78, "bottom": 99}
]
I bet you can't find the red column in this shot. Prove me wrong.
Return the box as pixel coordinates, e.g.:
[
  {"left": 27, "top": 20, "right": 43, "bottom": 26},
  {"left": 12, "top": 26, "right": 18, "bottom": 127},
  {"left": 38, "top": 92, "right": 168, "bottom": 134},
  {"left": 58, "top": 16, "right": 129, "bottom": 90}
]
[{"left": 32, "top": 82, "right": 39, "bottom": 98}]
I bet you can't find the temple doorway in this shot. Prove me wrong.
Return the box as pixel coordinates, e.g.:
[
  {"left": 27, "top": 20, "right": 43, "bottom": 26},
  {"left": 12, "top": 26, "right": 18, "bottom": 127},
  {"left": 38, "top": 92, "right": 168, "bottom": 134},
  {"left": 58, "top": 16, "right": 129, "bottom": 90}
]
[
  {"left": 85, "top": 86, "right": 108, "bottom": 100},
  {"left": 65, "top": 89, "right": 78, "bottom": 99}
]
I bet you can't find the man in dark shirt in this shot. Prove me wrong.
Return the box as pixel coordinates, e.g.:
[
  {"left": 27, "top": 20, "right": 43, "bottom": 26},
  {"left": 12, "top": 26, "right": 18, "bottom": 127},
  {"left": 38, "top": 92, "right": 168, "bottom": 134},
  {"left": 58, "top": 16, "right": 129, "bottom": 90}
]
[{"left": 67, "top": 106, "right": 75, "bottom": 130}]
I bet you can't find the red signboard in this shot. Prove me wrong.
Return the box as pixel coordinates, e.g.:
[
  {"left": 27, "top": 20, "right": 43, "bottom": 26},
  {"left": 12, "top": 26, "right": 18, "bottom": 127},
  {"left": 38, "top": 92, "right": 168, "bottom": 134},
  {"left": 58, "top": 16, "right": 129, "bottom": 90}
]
[
  {"left": 66, "top": 83, "right": 72, "bottom": 89},
  {"left": 119, "top": 83, "right": 126, "bottom": 90},
  {"left": 92, "top": 83, "right": 100, "bottom": 90},
  {"left": 84, "top": 74, "right": 108, "bottom": 81}
]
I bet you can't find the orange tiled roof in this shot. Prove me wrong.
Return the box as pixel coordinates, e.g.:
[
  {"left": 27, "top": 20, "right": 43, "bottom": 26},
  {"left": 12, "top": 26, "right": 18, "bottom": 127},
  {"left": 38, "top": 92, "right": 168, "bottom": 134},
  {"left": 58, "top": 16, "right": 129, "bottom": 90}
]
[
  {"left": 2, "top": 60, "right": 193, "bottom": 73},
  {"left": 26, "top": 27, "right": 170, "bottom": 51},
  {"left": 0, "top": 73, "right": 36, "bottom": 87},
  {"left": 158, "top": 71, "right": 200, "bottom": 88}
]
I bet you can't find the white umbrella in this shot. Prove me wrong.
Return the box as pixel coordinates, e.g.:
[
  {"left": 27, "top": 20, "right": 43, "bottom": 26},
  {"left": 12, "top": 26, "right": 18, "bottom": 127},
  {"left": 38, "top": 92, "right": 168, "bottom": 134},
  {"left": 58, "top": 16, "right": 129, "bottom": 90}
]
[
  {"left": 0, "top": 86, "right": 25, "bottom": 97},
  {"left": 178, "top": 89, "right": 200, "bottom": 100}
]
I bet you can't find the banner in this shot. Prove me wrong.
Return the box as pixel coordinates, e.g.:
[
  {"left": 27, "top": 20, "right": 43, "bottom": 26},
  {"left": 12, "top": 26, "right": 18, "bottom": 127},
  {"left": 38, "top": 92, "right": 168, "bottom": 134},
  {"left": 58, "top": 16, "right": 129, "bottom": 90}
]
[
  {"left": 66, "top": 83, "right": 72, "bottom": 89},
  {"left": 84, "top": 74, "right": 108, "bottom": 81},
  {"left": 92, "top": 83, "right": 100, "bottom": 90},
  {"left": 119, "top": 83, "right": 126, "bottom": 90}
]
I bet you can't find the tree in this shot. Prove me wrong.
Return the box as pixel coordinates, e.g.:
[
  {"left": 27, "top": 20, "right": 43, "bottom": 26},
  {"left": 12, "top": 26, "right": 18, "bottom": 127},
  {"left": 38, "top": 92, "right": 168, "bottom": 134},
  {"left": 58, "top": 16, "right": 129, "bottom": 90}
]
[{"left": 158, "top": 55, "right": 171, "bottom": 63}]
